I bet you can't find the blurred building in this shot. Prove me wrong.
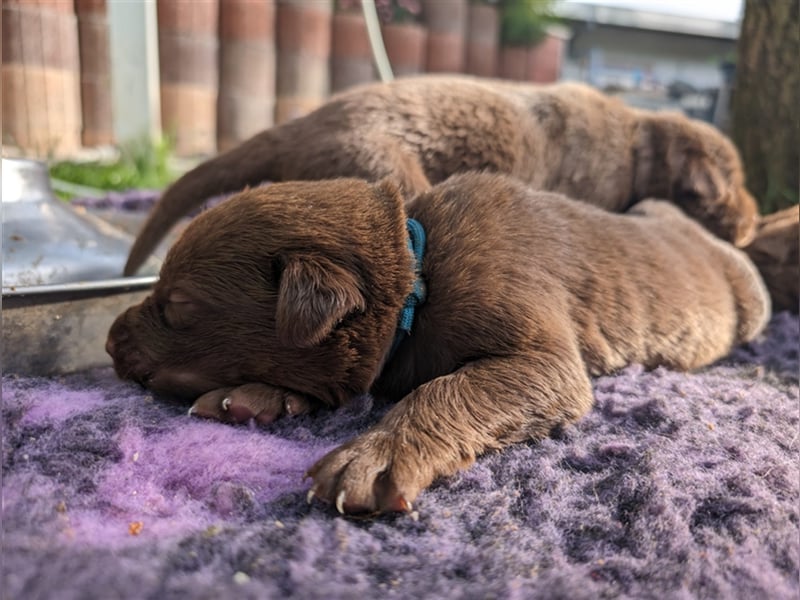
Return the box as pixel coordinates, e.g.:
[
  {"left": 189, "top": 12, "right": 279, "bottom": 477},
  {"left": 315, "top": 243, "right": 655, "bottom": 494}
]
[{"left": 555, "top": 1, "right": 739, "bottom": 122}]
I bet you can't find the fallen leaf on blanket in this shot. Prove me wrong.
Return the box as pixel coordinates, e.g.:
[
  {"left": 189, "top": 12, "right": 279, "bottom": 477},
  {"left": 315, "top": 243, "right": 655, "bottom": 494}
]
[{"left": 128, "top": 521, "right": 144, "bottom": 536}]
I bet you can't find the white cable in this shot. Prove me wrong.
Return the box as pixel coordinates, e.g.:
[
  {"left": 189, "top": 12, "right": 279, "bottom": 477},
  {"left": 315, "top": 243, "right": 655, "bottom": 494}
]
[{"left": 361, "top": 0, "right": 394, "bottom": 82}]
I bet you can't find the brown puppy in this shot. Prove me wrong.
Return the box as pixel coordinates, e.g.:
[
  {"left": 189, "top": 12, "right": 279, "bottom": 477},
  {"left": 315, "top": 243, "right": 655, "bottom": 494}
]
[
  {"left": 107, "top": 173, "right": 770, "bottom": 515},
  {"left": 123, "top": 75, "right": 759, "bottom": 275},
  {"left": 743, "top": 204, "right": 799, "bottom": 313}
]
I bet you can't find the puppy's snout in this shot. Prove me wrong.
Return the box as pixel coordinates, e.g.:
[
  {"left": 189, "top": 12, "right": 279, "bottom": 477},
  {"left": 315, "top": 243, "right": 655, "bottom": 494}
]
[{"left": 106, "top": 315, "right": 129, "bottom": 360}]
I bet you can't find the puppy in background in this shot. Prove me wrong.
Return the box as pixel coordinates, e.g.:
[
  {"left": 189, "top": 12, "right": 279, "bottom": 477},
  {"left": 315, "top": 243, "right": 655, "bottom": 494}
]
[
  {"left": 123, "top": 75, "right": 759, "bottom": 276},
  {"left": 107, "top": 173, "right": 770, "bottom": 515},
  {"left": 743, "top": 204, "right": 799, "bottom": 313}
]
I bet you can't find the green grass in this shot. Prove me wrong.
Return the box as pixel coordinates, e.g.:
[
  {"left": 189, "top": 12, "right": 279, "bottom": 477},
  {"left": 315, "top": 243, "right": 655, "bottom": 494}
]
[{"left": 49, "top": 137, "right": 177, "bottom": 199}]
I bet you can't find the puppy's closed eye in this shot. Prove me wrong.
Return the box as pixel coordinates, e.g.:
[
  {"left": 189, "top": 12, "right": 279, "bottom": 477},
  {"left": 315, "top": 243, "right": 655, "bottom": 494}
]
[{"left": 163, "top": 290, "right": 202, "bottom": 329}]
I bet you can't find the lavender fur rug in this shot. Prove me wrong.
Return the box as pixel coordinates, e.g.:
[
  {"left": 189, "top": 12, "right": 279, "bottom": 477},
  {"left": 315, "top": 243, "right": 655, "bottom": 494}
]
[{"left": 3, "top": 313, "right": 798, "bottom": 599}]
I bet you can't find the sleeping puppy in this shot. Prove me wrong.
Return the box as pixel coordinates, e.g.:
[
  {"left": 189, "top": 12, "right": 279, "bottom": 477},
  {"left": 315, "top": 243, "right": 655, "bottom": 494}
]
[
  {"left": 742, "top": 204, "right": 799, "bottom": 313},
  {"left": 123, "top": 75, "right": 759, "bottom": 276},
  {"left": 107, "top": 173, "right": 770, "bottom": 515}
]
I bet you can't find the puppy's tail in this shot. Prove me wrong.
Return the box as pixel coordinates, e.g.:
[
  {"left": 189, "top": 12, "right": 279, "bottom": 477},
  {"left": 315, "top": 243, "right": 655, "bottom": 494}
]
[{"left": 123, "top": 127, "right": 288, "bottom": 276}]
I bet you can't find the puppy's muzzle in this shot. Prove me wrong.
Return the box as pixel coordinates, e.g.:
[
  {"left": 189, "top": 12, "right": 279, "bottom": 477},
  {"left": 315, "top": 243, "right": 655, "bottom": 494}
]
[{"left": 106, "top": 312, "right": 151, "bottom": 386}]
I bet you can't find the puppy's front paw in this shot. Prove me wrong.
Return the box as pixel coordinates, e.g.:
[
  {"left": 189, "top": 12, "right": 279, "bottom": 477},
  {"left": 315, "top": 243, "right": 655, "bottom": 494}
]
[
  {"left": 189, "top": 383, "right": 316, "bottom": 425},
  {"left": 305, "top": 429, "right": 428, "bottom": 516}
]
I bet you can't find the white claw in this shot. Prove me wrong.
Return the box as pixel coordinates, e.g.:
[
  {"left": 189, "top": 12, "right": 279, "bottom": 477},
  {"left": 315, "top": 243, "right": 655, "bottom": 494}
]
[
  {"left": 336, "top": 490, "right": 346, "bottom": 515},
  {"left": 307, "top": 488, "right": 316, "bottom": 505},
  {"left": 406, "top": 500, "right": 413, "bottom": 512},
  {"left": 187, "top": 406, "right": 196, "bottom": 416},
  {"left": 222, "top": 397, "right": 231, "bottom": 411}
]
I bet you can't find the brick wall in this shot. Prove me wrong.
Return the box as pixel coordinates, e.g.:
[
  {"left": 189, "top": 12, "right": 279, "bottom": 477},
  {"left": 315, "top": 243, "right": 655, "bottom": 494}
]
[
  {"left": 3, "top": 0, "right": 83, "bottom": 155},
  {"left": 1, "top": 0, "right": 565, "bottom": 159}
]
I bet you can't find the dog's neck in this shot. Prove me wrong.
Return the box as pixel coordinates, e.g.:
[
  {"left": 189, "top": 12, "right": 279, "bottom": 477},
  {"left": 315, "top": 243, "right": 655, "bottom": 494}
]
[{"left": 388, "top": 218, "right": 427, "bottom": 359}]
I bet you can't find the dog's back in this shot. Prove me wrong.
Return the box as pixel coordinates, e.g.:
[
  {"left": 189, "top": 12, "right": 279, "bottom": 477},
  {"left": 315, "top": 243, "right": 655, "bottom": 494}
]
[
  {"left": 397, "top": 174, "right": 769, "bottom": 385},
  {"left": 124, "top": 75, "right": 756, "bottom": 275}
]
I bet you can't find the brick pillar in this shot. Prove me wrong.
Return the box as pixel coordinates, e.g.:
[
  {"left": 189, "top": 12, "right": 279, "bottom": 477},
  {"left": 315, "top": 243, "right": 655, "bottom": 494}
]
[
  {"left": 526, "top": 33, "right": 566, "bottom": 83},
  {"left": 381, "top": 22, "right": 427, "bottom": 77},
  {"left": 2, "top": 0, "right": 82, "bottom": 156},
  {"left": 465, "top": 2, "right": 499, "bottom": 78},
  {"left": 330, "top": 10, "right": 374, "bottom": 93},
  {"left": 217, "top": 0, "right": 276, "bottom": 152},
  {"left": 275, "top": 0, "right": 332, "bottom": 124},
  {"left": 422, "top": 0, "right": 467, "bottom": 73},
  {"left": 499, "top": 46, "right": 527, "bottom": 81},
  {"left": 75, "top": 0, "right": 113, "bottom": 147},
  {"left": 157, "top": 0, "right": 219, "bottom": 156}
]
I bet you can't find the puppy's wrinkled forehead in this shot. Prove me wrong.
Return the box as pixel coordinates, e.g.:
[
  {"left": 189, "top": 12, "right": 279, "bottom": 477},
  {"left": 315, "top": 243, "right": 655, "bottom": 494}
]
[
  {"left": 158, "top": 179, "right": 379, "bottom": 292},
  {"left": 166, "top": 179, "right": 376, "bottom": 264}
]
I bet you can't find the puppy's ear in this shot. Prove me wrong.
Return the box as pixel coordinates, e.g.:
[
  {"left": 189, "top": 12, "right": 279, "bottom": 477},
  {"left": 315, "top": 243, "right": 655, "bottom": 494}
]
[
  {"left": 375, "top": 177, "right": 403, "bottom": 201},
  {"left": 684, "top": 158, "right": 724, "bottom": 201},
  {"left": 275, "top": 255, "right": 365, "bottom": 348}
]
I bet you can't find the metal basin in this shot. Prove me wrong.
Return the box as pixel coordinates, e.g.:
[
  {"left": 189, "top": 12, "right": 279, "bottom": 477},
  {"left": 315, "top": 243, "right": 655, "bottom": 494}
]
[{"left": 2, "top": 157, "right": 162, "bottom": 375}]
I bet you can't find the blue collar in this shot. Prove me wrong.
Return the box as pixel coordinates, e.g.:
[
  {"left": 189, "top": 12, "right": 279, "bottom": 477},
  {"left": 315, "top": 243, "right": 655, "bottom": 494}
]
[{"left": 388, "top": 218, "right": 427, "bottom": 359}]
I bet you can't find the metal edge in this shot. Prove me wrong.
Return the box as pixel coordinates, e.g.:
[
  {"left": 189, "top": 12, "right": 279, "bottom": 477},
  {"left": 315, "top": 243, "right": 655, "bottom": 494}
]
[{"left": 2, "top": 276, "right": 158, "bottom": 306}]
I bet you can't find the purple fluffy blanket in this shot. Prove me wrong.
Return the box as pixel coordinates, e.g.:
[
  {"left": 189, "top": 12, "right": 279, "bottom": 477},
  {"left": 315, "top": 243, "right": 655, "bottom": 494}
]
[{"left": 3, "top": 313, "right": 798, "bottom": 599}]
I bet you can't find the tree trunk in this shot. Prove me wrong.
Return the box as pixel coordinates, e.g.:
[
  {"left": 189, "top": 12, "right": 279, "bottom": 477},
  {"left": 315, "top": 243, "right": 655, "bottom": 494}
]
[{"left": 731, "top": 0, "right": 799, "bottom": 214}]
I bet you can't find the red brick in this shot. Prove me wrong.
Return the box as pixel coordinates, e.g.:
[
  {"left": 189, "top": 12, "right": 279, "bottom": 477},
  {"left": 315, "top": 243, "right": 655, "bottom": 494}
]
[
  {"left": 77, "top": 13, "right": 109, "bottom": 71},
  {"left": 218, "top": 37, "right": 276, "bottom": 148},
  {"left": 276, "top": 2, "right": 331, "bottom": 58},
  {"left": 157, "top": 0, "right": 219, "bottom": 35},
  {"left": 467, "top": 3, "right": 497, "bottom": 44},
  {"left": 31, "top": 0, "right": 75, "bottom": 14},
  {"left": 500, "top": 46, "right": 527, "bottom": 81},
  {"left": 274, "top": 95, "right": 323, "bottom": 124},
  {"left": 331, "top": 56, "right": 375, "bottom": 92},
  {"left": 158, "top": 32, "right": 219, "bottom": 87},
  {"left": 465, "top": 4, "right": 498, "bottom": 77},
  {"left": 422, "top": 0, "right": 466, "bottom": 34},
  {"left": 426, "top": 32, "right": 464, "bottom": 73},
  {"left": 331, "top": 12, "right": 370, "bottom": 59},
  {"left": 2, "top": 65, "right": 81, "bottom": 156},
  {"left": 219, "top": 0, "right": 275, "bottom": 41},
  {"left": 276, "top": 51, "right": 328, "bottom": 97},
  {"left": 80, "top": 80, "right": 113, "bottom": 145},
  {"left": 381, "top": 22, "right": 426, "bottom": 76},
  {"left": 526, "top": 35, "right": 564, "bottom": 83},
  {"left": 74, "top": 0, "right": 105, "bottom": 16},
  {"left": 161, "top": 83, "right": 217, "bottom": 156}
]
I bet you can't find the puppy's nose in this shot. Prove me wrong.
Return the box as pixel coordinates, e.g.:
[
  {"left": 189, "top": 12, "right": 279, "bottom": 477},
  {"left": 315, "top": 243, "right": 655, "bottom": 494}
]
[
  {"left": 106, "top": 316, "right": 130, "bottom": 359},
  {"left": 105, "top": 335, "right": 116, "bottom": 358}
]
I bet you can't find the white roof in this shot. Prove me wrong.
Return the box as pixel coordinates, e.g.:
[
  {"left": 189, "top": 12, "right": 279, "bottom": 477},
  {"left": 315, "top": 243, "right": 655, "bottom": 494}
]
[{"left": 555, "top": 1, "right": 740, "bottom": 39}]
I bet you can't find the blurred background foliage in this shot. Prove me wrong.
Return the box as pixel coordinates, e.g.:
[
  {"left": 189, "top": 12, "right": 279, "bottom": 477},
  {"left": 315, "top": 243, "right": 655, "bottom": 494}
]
[
  {"left": 498, "top": 0, "right": 559, "bottom": 47},
  {"left": 49, "top": 136, "right": 176, "bottom": 199}
]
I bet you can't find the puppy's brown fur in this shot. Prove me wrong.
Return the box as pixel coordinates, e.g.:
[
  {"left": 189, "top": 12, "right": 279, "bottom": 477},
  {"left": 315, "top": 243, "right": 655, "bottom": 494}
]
[
  {"left": 124, "top": 76, "right": 759, "bottom": 275},
  {"left": 743, "top": 204, "right": 799, "bottom": 313},
  {"left": 107, "top": 174, "right": 770, "bottom": 515}
]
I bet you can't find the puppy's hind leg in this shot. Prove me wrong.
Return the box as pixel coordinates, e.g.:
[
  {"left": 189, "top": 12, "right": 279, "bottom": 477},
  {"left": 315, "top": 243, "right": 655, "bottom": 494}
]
[{"left": 306, "top": 338, "right": 594, "bottom": 515}]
